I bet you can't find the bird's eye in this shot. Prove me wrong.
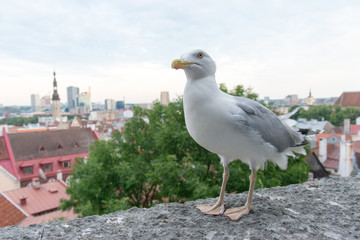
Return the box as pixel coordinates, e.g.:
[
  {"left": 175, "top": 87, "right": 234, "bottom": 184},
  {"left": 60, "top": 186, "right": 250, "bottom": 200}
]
[{"left": 197, "top": 52, "right": 204, "bottom": 59}]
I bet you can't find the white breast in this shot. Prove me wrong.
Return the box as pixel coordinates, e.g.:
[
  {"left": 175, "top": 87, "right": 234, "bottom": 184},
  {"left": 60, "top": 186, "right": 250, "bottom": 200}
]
[{"left": 183, "top": 78, "right": 279, "bottom": 168}]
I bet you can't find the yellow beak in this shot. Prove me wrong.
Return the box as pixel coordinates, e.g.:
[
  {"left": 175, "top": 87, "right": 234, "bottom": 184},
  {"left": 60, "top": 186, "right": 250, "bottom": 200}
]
[{"left": 171, "top": 59, "right": 192, "bottom": 70}]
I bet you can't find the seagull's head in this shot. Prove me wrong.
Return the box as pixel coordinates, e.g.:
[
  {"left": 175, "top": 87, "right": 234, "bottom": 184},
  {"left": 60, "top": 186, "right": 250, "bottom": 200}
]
[{"left": 171, "top": 49, "right": 216, "bottom": 80}]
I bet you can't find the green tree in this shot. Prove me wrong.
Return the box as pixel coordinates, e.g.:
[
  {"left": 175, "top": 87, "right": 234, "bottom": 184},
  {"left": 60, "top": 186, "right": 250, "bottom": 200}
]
[
  {"left": 293, "top": 105, "right": 360, "bottom": 126},
  {"left": 61, "top": 85, "right": 309, "bottom": 217},
  {"left": 67, "top": 115, "right": 88, "bottom": 120},
  {"left": 0, "top": 116, "right": 38, "bottom": 126},
  {"left": 219, "top": 83, "right": 258, "bottom": 100},
  {"left": 342, "top": 107, "right": 360, "bottom": 124}
]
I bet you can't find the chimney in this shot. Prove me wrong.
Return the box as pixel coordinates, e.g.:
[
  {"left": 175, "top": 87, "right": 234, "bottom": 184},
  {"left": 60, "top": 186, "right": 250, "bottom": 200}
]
[
  {"left": 338, "top": 135, "right": 353, "bottom": 177},
  {"left": 19, "top": 195, "right": 27, "bottom": 205},
  {"left": 32, "top": 177, "right": 41, "bottom": 189},
  {"left": 57, "top": 170, "right": 63, "bottom": 181},
  {"left": 318, "top": 138, "right": 327, "bottom": 163},
  {"left": 356, "top": 117, "right": 360, "bottom": 125},
  {"left": 344, "top": 119, "right": 350, "bottom": 135}
]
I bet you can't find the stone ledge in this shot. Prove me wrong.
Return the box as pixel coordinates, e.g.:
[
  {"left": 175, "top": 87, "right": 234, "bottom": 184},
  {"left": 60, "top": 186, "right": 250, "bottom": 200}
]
[{"left": 1, "top": 176, "right": 359, "bottom": 240}]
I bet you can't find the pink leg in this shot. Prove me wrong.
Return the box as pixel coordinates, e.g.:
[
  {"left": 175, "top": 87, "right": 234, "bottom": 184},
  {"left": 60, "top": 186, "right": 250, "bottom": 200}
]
[
  {"left": 196, "top": 165, "right": 229, "bottom": 215},
  {"left": 224, "top": 168, "right": 257, "bottom": 221}
]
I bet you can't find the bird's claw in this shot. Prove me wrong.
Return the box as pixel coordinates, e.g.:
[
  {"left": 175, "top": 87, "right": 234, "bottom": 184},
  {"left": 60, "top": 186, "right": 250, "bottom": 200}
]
[
  {"left": 224, "top": 206, "right": 252, "bottom": 221},
  {"left": 196, "top": 203, "right": 225, "bottom": 215}
]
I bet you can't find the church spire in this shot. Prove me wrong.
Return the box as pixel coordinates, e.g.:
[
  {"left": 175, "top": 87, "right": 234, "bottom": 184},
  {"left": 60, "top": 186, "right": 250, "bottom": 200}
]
[
  {"left": 52, "top": 71, "right": 60, "bottom": 101},
  {"left": 51, "top": 71, "right": 61, "bottom": 122}
]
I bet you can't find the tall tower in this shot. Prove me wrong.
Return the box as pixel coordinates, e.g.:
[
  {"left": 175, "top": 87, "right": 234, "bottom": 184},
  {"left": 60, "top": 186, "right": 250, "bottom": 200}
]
[
  {"left": 67, "top": 86, "right": 79, "bottom": 110},
  {"left": 306, "top": 89, "right": 315, "bottom": 106},
  {"left": 30, "top": 94, "right": 41, "bottom": 112},
  {"left": 52, "top": 71, "right": 61, "bottom": 122},
  {"left": 160, "top": 91, "right": 170, "bottom": 106}
]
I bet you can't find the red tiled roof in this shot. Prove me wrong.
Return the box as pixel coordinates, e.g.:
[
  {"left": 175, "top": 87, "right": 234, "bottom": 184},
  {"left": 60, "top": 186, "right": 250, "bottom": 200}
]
[
  {"left": 8, "top": 126, "right": 21, "bottom": 132},
  {"left": 4, "top": 180, "right": 69, "bottom": 215},
  {"left": 17, "top": 128, "right": 47, "bottom": 133},
  {"left": 332, "top": 126, "right": 343, "bottom": 134},
  {"left": 20, "top": 208, "right": 78, "bottom": 227},
  {"left": 0, "top": 138, "right": 9, "bottom": 160},
  {"left": 0, "top": 192, "right": 27, "bottom": 227},
  {"left": 8, "top": 128, "right": 97, "bottom": 161},
  {"left": 316, "top": 133, "right": 351, "bottom": 147},
  {"left": 351, "top": 125, "right": 360, "bottom": 136},
  {"left": 312, "top": 143, "right": 340, "bottom": 170},
  {"left": 327, "top": 143, "right": 340, "bottom": 160},
  {"left": 323, "top": 158, "right": 339, "bottom": 169},
  {"left": 0, "top": 137, "right": 17, "bottom": 179},
  {"left": 334, "top": 92, "right": 360, "bottom": 107}
]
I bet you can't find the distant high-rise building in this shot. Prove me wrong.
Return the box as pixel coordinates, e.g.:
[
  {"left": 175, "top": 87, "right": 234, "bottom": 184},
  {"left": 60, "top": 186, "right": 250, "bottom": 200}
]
[
  {"left": 263, "top": 96, "right": 270, "bottom": 105},
  {"left": 105, "top": 99, "right": 116, "bottom": 110},
  {"left": 30, "top": 94, "right": 41, "bottom": 112},
  {"left": 67, "top": 86, "right": 79, "bottom": 109},
  {"left": 52, "top": 71, "right": 61, "bottom": 122},
  {"left": 116, "top": 100, "right": 125, "bottom": 109},
  {"left": 285, "top": 94, "right": 298, "bottom": 103},
  {"left": 160, "top": 91, "right": 170, "bottom": 106},
  {"left": 40, "top": 95, "right": 51, "bottom": 110},
  {"left": 76, "top": 87, "right": 91, "bottom": 114}
]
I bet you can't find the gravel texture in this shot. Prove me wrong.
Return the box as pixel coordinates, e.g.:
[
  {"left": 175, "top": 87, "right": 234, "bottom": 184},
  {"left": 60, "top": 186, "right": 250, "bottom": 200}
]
[{"left": 0, "top": 176, "right": 359, "bottom": 240}]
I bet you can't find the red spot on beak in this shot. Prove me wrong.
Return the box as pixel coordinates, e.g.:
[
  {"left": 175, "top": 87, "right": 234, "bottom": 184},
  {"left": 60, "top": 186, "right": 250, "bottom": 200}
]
[{"left": 174, "top": 64, "right": 180, "bottom": 70}]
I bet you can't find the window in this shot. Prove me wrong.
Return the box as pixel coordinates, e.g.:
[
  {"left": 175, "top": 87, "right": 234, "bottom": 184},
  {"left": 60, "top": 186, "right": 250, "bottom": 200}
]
[
  {"left": 24, "top": 166, "right": 33, "bottom": 175},
  {"left": 62, "top": 161, "right": 71, "bottom": 168},
  {"left": 44, "top": 163, "right": 52, "bottom": 172}
]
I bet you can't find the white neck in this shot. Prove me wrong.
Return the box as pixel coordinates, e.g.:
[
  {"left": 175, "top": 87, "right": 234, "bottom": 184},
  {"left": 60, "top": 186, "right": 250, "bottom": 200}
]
[{"left": 183, "top": 76, "right": 221, "bottom": 110}]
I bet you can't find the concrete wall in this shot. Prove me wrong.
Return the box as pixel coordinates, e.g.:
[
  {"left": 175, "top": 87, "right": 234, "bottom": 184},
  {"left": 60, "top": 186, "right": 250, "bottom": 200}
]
[{"left": 0, "top": 176, "right": 359, "bottom": 239}]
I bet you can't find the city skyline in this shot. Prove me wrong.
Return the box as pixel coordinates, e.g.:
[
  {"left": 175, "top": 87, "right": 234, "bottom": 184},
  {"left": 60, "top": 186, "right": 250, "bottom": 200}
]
[
  {"left": 0, "top": 76, "right": 350, "bottom": 108},
  {"left": 1, "top": 1, "right": 359, "bottom": 106}
]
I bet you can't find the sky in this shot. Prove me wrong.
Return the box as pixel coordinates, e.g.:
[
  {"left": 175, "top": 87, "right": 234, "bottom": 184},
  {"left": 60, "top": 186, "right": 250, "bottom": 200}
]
[{"left": 0, "top": 0, "right": 359, "bottom": 106}]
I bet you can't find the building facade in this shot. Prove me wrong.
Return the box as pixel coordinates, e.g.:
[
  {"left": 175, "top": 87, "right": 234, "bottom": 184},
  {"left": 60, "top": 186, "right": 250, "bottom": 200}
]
[
  {"left": 160, "top": 91, "right": 170, "bottom": 106},
  {"left": 105, "top": 99, "right": 116, "bottom": 110},
  {"left": 76, "top": 88, "right": 91, "bottom": 114},
  {"left": 40, "top": 95, "right": 51, "bottom": 110},
  {"left": 67, "top": 86, "right": 79, "bottom": 110},
  {"left": 0, "top": 128, "right": 98, "bottom": 188},
  {"left": 116, "top": 101, "right": 125, "bottom": 109},
  {"left": 30, "top": 94, "right": 41, "bottom": 112}
]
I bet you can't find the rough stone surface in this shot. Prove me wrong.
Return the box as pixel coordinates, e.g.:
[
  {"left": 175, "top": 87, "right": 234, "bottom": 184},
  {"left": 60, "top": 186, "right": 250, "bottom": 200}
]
[{"left": 1, "top": 176, "right": 359, "bottom": 240}]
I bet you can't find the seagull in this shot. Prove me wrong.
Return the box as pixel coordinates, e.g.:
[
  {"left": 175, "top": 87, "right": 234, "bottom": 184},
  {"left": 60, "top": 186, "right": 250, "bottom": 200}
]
[{"left": 171, "top": 49, "right": 307, "bottom": 221}]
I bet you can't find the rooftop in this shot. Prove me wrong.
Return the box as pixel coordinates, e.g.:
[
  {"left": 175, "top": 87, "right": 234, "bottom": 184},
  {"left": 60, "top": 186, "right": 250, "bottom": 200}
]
[
  {"left": 20, "top": 209, "right": 78, "bottom": 227},
  {"left": 0, "top": 193, "right": 27, "bottom": 228},
  {"left": 7, "top": 128, "right": 97, "bottom": 161},
  {"left": 3, "top": 180, "right": 69, "bottom": 215},
  {"left": 334, "top": 91, "right": 360, "bottom": 107}
]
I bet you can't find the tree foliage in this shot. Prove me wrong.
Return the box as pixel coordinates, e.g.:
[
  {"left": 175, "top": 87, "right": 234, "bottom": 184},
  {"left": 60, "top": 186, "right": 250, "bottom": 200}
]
[
  {"left": 0, "top": 116, "right": 38, "bottom": 126},
  {"left": 219, "top": 83, "right": 258, "bottom": 100},
  {"left": 291, "top": 105, "right": 360, "bottom": 126},
  {"left": 66, "top": 115, "right": 88, "bottom": 120},
  {"left": 60, "top": 84, "right": 309, "bottom": 217}
]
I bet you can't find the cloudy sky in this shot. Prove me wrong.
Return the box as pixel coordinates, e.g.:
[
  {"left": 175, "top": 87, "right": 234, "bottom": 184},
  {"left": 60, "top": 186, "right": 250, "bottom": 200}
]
[{"left": 0, "top": 0, "right": 359, "bottom": 106}]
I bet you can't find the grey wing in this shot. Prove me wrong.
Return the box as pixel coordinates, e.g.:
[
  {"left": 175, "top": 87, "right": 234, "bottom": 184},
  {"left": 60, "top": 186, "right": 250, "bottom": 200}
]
[{"left": 231, "top": 97, "right": 303, "bottom": 152}]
